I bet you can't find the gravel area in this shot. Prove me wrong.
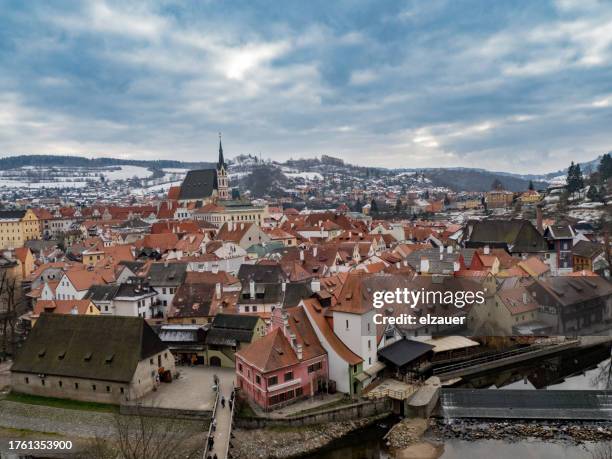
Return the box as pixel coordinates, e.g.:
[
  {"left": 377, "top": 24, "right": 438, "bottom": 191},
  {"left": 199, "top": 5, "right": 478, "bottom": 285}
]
[{"left": 0, "top": 400, "right": 117, "bottom": 438}]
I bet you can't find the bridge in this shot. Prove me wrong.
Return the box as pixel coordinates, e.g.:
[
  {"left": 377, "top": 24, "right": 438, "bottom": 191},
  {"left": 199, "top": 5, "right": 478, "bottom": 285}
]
[
  {"left": 437, "top": 389, "right": 612, "bottom": 421},
  {"left": 203, "top": 378, "right": 236, "bottom": 459}
]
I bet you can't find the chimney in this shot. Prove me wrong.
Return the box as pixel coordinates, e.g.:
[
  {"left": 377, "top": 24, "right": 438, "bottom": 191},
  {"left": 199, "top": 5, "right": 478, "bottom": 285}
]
[
  {"left": 311, "top": 278, "right": 320, "bottom": 293},
  {"left": 283, "top": 313, "right": 289, "bottom": 336},
  {"left": 212, "top": 265, "right": 219, "bottom": 274},
  {"left": 420, "top": 257, "right": 430, "bottom": 273},
  {"left": 523, "top": 292, "right": 528, "bottom": 304},
  {"left": 299, "top": 249, "right": 305, "bottom": 262},
  {"left": 536, "top": 205, "right": 543, "bottom": 233},
  {"left": 240, "top": 223, "right": 244, "bottom": 230},
  {"left": 447, "top": 245, "right": 453, "bottom": 254},
  {"left": 296, "top": 343, "right": 303, "bottom": 360},
  {"left": 215, "top": 282, "right": 222, "bottom": 300},
  {"left": 249, "top": 280, "right": 255, "bottom": 299},
  {"left": 282, "top": 281, "right": 286, "bottom": 292},
  {"left": 313, "top": 246, "right": 318, "bottom": 257},
  {"left": 484, "top": 245, "right": 490, "bottom": 255}
]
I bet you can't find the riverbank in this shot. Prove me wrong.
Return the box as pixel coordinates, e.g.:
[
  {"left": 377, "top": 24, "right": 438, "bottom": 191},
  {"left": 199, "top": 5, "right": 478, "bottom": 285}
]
[
  {"left": 385, "top": 418, "right": 443, "bottom": 459},
  {"left": 231, "top": 414, "right": 389, "bottom": 458},
  {"left": 428, "top": 418, "right": 612, "bottom": 444}
]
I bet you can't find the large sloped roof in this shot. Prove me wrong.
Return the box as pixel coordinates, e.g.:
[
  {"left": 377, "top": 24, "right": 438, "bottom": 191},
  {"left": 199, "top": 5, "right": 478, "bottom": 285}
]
[
  {"left": 12, "top": 314, "right": 167, "bottom": 383},
  {"left": 178, "top": 169, "right": 218, "bottom": 201}
]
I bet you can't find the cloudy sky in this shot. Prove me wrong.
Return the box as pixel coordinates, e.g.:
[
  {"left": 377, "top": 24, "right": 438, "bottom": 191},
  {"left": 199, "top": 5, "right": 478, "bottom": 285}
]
[{"left": 1, "top": 0, "right": 611, "bottom": 173}]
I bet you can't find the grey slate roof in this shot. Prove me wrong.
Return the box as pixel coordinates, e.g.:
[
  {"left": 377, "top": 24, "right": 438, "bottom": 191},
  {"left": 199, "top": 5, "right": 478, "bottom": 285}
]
[
  {"left": 11, "top": 314, "right": 168, "bottom": 383},
  {"left": 466, "top": 219, "right": 548, "bottom": 253},
  {"left": 84, "top": 284, "right": 121, "bottom": 302},
  {"left": 572, "top": 240, "right": 605, "bottom": 259},
  {"left": 377, "top": 339, "right": 434, "bottom": 367},
  {"left": 283, "top": 282, "right": 313, "bottom": 308},
  {"left": 205, "top": 314, "right": 260, "bottom": 346},
  {"left": 178, "top": 169, "right": 218, "bottom": 201},
  {"left": 238, "top": 264, "right": 285, "bottom": 285},
  {"left": 0, "top": 210, "right": 26, "bottom": 220},
  {"left": 211, "top": 313, "right": 260, "bottom": 330},
  {"left": 405, "top": 248, "right": 459, "bottom": 274},
  {"left": 147, "top": 262, "right": 187, "bottom": 286}
]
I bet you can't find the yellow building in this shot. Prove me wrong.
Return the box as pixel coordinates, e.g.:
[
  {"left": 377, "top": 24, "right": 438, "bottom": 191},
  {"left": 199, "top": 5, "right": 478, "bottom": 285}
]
[
  {"left": 519, "top": 190, "right": 541, "bottom": 204},
  {"left": 193, "top": 201, "right": 268, "bottom": 228},
  {"left": 0, "top": 209, "right": 41, "bottom": 250}
]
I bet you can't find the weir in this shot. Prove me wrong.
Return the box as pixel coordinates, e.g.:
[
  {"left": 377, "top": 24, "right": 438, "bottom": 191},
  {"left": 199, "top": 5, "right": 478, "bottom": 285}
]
[{"left": 436, "top": 389, "right": 612, "bottom": 421}]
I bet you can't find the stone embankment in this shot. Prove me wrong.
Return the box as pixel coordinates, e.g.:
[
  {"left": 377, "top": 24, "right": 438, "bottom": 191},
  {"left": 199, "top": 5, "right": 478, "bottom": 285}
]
[
  {"left": 429, "top": 418, "right": 612, "bottom": 443},
  {"left": 232, "top": 415, "right": 387, "bottom": 458}
]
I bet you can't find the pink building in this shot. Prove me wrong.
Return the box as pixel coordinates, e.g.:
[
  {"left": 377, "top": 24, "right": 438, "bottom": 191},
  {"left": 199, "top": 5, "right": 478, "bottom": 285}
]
[{"left": 235, "top": 306, "right": 328, "bottom": 410}]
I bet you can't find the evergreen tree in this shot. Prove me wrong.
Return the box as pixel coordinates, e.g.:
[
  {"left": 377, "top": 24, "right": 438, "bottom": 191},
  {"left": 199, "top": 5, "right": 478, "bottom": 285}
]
[
  {"left": 566, "top": 162, "right": 584, "bottom": 195},
  {"left": 394, "top": 198, "right": 402, "bottom": 214},
  {"left": 566, "top": 162, "right": 576, "bottom": 191},
  {"left": 528, "top": 180, "right": 534, "bottom": 191},
  {"left": 599, "top": 153, "right": 612, "bottom": 181},
  {"left": 587, "top": 185, "right": 600, "bottom": 202},
  {"left": 370, "top": 199, "right": 378, "bottom": 213},
  {"left": 574, "top": 163, "right": 584, "bottom": 191}
]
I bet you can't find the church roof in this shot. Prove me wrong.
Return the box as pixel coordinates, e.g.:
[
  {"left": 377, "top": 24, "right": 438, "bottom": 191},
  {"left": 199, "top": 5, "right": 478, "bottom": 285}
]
[{"left": 178, "top": 169, "right": 218, "bottom": 201}]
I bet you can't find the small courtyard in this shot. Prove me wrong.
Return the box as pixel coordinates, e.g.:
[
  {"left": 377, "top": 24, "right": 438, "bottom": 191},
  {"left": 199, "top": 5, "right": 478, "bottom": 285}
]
[{"left": 126, "top": 366, "right": 235, "bottom": 412}]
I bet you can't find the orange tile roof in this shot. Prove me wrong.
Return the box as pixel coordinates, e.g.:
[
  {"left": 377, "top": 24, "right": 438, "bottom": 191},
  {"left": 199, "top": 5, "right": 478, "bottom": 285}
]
[
  {"left": 33, "top": 299, "right": 96, "bottom": 318},
  {"left": 301, "top": 299, "right": 362, "bottom": 365},
  {"left": 236, "top": 327, "right": 299, "bottom": 372}
]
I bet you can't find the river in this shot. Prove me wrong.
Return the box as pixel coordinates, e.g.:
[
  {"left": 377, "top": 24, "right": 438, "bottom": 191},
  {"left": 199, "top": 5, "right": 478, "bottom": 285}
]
[{"left": 302, "top": 348, "right": 611, "bottom": 459}]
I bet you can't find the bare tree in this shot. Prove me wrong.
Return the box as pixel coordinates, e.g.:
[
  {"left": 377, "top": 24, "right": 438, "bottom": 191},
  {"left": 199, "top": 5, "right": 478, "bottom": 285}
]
[
  {"left": 79, "top": 407, "right": 204, "bottom": 459},
  {"left": 0, "top": 270, "right": 22, "bottom": 357}
]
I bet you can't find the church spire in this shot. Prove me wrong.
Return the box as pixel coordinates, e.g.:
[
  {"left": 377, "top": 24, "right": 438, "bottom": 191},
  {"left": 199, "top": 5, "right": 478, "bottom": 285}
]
[{"left": 218, "top": 132, "right": 225, "bottom": 168}]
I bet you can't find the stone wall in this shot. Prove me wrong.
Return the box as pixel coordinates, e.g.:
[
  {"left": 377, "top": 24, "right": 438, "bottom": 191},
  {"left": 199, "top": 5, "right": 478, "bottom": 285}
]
[
  {"left": 11, "top": 372, "right": 128, "bottom": 404},
  {"left": 235, "top": 399, "right": 391, "bottom": 428}
]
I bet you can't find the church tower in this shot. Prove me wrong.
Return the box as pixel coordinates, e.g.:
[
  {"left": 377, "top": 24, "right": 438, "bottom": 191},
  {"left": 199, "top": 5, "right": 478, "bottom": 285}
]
[{"left": 216, "top": 133, "right": 230, "bottom": 200}]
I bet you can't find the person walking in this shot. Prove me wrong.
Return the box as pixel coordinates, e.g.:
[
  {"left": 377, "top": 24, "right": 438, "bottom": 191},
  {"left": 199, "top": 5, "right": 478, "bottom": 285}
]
[
  {"left": 211, "top": 418, "right": 216, "bottom": 432},
  {"left": 221, "top": 396, "right": 226, "bottom": 408}
]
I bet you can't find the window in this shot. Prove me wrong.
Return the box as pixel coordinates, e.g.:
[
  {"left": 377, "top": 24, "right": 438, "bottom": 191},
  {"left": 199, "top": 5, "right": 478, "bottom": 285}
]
[
  {"left": 345, "top": 320, "right": 349, "bottom": 330},
  {"left": 367, "top": 339, "right": 371, "bottom": 350},
  {"left": 150, "top": 358, "right": 154, "bottom": 365},
  {"left": 245, "top": 306, "right": 250, "bottom": 312},
  {"left": 239, "top": 363, "right": 243, "bottom": 373},
  {"left": 308, "top": 362, "right": 323, "bottom": 373},
  {"left": 284, "top": 371, "right": 293, "bottom": 382},
  {"left": 92, "top": 384, "right": 96, "bottom": 391},
  {"left": 120, "top": 387, "right": 124, "bottom": 394},
  {"left": 256, "top": 375, "right": 261, "bottom": 385},
  {"left": 41, "top": 379, "right": 45, "bottom": 386},
  {"left": 368, "top": 357, "right": 372, "bottom": 365},
  {"left": 106, "top": 386, "right": 111, "bottom": 392},
  {"left": 268, "top": 375, "right": 278, "bottom": 386},
  {"left": 59, "top": 380, "right": 63, "bottom": 388},
  {"left": 24, "top": 377, "right": 29, "bottom": 384},
  {"left": 75, "top": 382, "right": 79, "bottom": 389}
]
